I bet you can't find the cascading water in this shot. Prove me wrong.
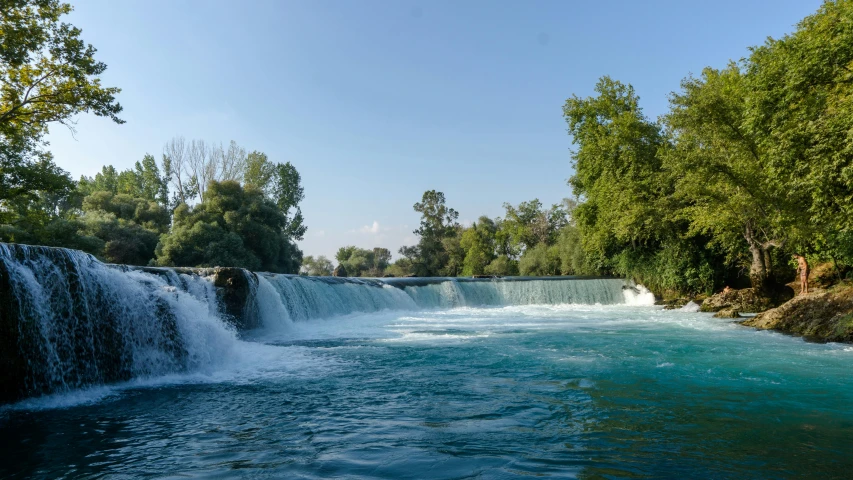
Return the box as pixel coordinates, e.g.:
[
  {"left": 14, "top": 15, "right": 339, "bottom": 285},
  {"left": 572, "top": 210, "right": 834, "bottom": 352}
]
[
  {"left": 0, "top": 244, "right": 239, "bottom": 403},
  {"left": 0, "top": 243, "right": 652, "bottom": 403},
  {"left": 8, "top": 244, "right": 853, "bottom": 479},
  {"left": 250, "top": 274, "right": 648, "bottom": 327}
]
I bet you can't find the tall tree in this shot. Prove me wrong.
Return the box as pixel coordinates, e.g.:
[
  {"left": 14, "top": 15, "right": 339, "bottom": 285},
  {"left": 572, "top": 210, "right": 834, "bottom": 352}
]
[
  {"left": 502, "top": 199, "right": 568, "bottom": 252},
  {"left": 460, "top": 216, "right": 498, "bottom": 276},
  {"left": 1, "top": 0, "right": 122, "bottom": 204},
  {"left": 244, "top": 151, "right": 276, "bottom": 194},
  {"left": 162, "top": 136, "right": 195, "bottom": 206},
  {"left": 155, "top": 181, "right": 302, "bottom": 273},
  {"left": 301, "top": 255, "right": 334, "bottom": 276},
  {"left": 664, "top": 65, "right": 798, "bottom": 290},
  {"left": 564, "top": 77, "right": 668, "bottom": 271},
  {"left": 746, "top": 0, "right": 853, "bottom": 261},
  {"left": 405, "top": 190, "right": 460, "bottom": 276},
  {"left": 272, "top": 162, "right": 306, "bottom": 241}
]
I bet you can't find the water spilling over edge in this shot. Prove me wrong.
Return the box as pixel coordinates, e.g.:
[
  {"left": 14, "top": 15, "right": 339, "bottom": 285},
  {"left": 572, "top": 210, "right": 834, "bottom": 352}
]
[{"left": 0, "top": 243, "right": 652, "bottom": 403}]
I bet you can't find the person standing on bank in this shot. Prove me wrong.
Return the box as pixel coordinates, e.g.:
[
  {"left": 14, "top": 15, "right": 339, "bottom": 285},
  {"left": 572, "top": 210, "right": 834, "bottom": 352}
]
[{"left": 794, "top": 254, "right": 810, "bottom": 295}]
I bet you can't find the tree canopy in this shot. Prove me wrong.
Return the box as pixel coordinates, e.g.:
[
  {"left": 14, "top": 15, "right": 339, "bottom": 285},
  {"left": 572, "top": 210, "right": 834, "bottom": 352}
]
[{"left": 155, "top": 181, "right": 302, "bottom": 273}]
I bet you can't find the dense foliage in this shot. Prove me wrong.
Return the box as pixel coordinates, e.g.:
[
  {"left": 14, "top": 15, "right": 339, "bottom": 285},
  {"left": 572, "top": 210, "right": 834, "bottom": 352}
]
[
  {"left": 155, "top": 181, "right": 302, "bottom": 273},
  {"left": 558, "top": 0, "right": 853, "bottom": 294}
]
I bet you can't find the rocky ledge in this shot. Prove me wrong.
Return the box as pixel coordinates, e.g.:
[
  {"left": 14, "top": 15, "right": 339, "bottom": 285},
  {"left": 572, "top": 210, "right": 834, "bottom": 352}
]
[
  {"left": 740, "top": 285, "right": 853, "bottom": 343},
  {"left": 132, "top": 265, "right": 260, "bottom": 330},
  {"left": 700, "top": 286, "right": 794, "bottom": 316}
]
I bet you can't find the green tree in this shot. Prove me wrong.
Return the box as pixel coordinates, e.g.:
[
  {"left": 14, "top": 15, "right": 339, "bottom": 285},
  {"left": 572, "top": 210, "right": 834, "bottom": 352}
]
[
  {"left": 518, "top": 243, "right": 561, "bottom": 276},
  {"left": 502, "top": 199, "right": 568, "bottom": 253},
  {"left": 483, "top": 255, "right": 518, "bottom": 276},
  {"left": 82, "top": 191, "right": 170, "bottom": 233},
  {"left": 371, "top": 247, "right": 392, "bottom": 276},
  {"left": 564, "top": 77, "right": 668, "bottom": 271},
  {"left": 441, "top": 226, "right": 465, "bottom": 276},
  {"left": 155, "top": 181, "right": 302, "bottom": 273},
  {"left": 244, "top": 151, "right": 276, "bottom": 195},
  {"left": 563, "top": 76, "right": 729, "bottom": 294},
  {"left": 272, "top": 162, "right": 306, "bottom": 241},
  {"left": 300, "top": 255, "right": 334, "bottom": 276},
  {"left": 460, "top": 216, "right": 497, "bottom": 276},
  {"left": 403, "top": 190, "right": 460, "bottom": 276},
  {"left": 334, "top": 245, "right": 392, "bottom": 277},
  {"left": 78, "top": 165, "right": 119, "bottom": 197},
  {"left": 1, "top": 0, "right": 122, "bottom": 204},
  {"left": 664, "top": 65, "right": 797, "bottom": 289},
  {"left": 239, "top": 151, "right": 306, "bottom": 241},
  {"left": 746, "top": 0, "right": 853, "bottom": 264}
]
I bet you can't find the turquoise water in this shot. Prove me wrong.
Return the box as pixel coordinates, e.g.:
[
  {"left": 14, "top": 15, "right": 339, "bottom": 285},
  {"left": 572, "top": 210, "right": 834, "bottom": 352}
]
[{"left": 3, "top": 303, "right": 853, "bottom": 479}]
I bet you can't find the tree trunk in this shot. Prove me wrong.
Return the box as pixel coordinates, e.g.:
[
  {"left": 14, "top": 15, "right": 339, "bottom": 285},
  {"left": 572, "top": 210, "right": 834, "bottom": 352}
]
[
  {"left": 763, "top": 248, "right": 773, "bottom": 281},
  {"left": 748, "top": 242, "right": 768, "bottom": 290},
  {"left": 744, "top": 224, "right": 769, "bottom": 291}
]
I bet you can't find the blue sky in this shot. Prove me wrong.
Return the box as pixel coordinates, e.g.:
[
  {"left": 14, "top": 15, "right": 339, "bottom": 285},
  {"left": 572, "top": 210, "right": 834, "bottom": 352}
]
[{"left": 49, "top": 0, "right": 822, "bottom": 260}]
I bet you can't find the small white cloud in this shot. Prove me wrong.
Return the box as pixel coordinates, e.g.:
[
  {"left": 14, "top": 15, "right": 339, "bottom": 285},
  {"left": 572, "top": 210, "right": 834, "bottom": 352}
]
[
  {"left": 360, "top": 221, "right": 381, "bottom": 234},
  {"left": 314, "top": 230, "right": 325, "bottom": 237}
]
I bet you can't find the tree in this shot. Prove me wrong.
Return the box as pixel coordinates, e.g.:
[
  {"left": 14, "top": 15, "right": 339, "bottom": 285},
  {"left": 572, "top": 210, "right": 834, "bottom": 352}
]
[
  {"left": 554, "top": 225, "right": 590, "bottom": 276},
  {"left": 460, "top": 216, "right": 497, "bottom": 276},
  {"left": 371, "top": 247, "right": 392, "bottom": 276},
  {"left": 564, "top": 77, "right": 668, "bottom": 270},
  {"left": 334, "top": 245, "right": 392, "bottom": 277},
  {"left": 244, "top": 151, "right": 276, "bottom": 195},
  {"left": 518, "top": 243, "right": 561, "bottom": 276},
  {"left": 82, "top": 191, "right": 170, "bottom": 233},
  {"left": 441, "top": 226, "right": 465, "bottom": 276},
  {"left": 664, "top": 65, "right": 797, "bottom": 290},
  {"left": 746, "top": 0, "right": 853, "bottom": 263},
  {"left": 162, "top": 138, "right": 248, "bottom": 203},
  {"left": 484, "top": 255, "right": 518, "bottom": 277},
  {"left": 78, "top": 165, "right": 119, "bottom": 196},
  {"left": 563, "top": 76, "right": 729, "bottom": 294},
  {"left": 300, "top": 255, "right": 334, "bottom": 276},
  {"left": 162, "top": 136, "right": 196, "bottom": 206},
  {"left": 502, "top": 199, "right": 568, "bottom": 253},
  {"left": 78, "top": 210, "right": 160, "bottom": 266},
  {"left": 155, "top": 181, "right": 302, "bottom": 273},
  {"left": 1, "top": 0, "right": 123, "bottom": 204},
  {"left": 133, "top": 154, "right": 169, "bottom": 207},
  {"left": 403, "top": 190, "right": 460, "bottom": 276},
  {"left": 272, "top": 162, "right": 306, "bottom": 241}
]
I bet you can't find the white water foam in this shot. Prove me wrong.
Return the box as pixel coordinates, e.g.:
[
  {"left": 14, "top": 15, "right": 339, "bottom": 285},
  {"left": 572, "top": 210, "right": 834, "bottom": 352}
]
[
  {"left": 680, "top": 301, "right": 701, "bottom": 312},
  {"left": 622, "top": 284, "right": 656, "bottom": 305}
]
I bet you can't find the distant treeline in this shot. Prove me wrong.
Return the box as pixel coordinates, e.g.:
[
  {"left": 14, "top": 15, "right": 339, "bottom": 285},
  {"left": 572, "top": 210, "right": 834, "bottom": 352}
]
[{"left": 302, "top": 192, "right": 585, "bottom": 278}]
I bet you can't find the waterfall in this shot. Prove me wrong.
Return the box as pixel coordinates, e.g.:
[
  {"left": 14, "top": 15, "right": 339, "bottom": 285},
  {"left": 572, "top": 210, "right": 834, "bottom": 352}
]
[
  {"left": 0, "top": 243, "right": 652, "bottom": 403},
  {"left": 250, "top": 275, "right": 645, "bottom": 327},
  {"left": 0, "top": 244, "right": 238, "bottom": 404}
]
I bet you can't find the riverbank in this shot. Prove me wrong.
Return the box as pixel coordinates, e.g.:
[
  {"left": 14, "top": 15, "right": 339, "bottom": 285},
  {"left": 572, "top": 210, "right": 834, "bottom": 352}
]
[{"left": 740, "top": 284, "right": 853, "bottom": 343}]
